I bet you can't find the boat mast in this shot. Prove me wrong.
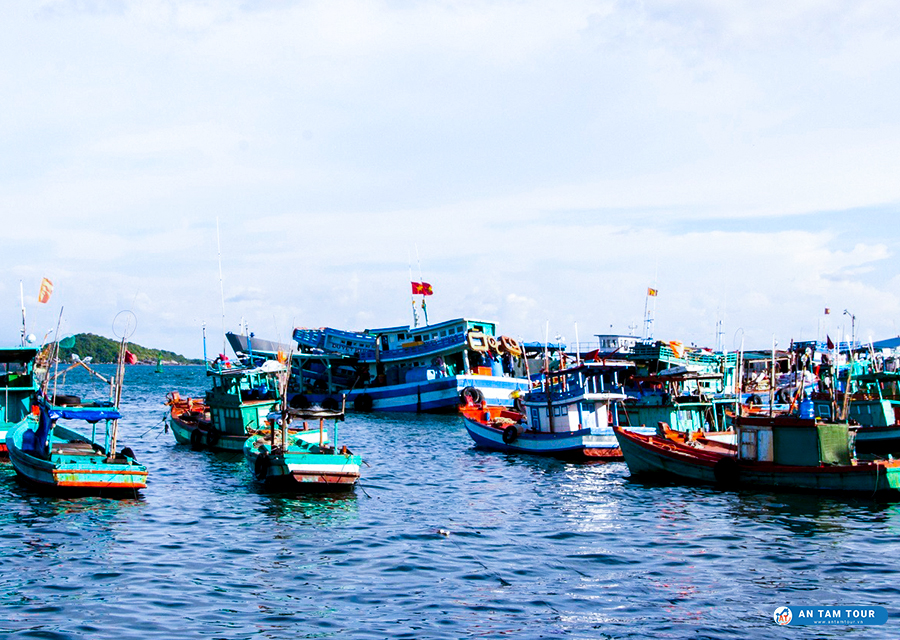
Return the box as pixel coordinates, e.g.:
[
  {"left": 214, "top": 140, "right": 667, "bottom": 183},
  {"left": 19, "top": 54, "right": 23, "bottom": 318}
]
[
  {"left": 416, "top": 244, "right": 429, "bottom": 326},
  {"left": 19, "top": 281, "right": 26, "bottom": 346},
  {"left": 216, "top": 217, "right": 227, "bottom": 357},
  {"left": 108, "top": 335, "right": 127, "bottom": 459},
  {"left": 408, "top": 254, "right": 419, "bottom": 328}
]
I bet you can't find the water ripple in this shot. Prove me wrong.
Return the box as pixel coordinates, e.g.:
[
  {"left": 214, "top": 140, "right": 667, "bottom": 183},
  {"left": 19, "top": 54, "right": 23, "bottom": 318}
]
[{"left": 0, "top": 366, "right": 898, "bottom": 638}]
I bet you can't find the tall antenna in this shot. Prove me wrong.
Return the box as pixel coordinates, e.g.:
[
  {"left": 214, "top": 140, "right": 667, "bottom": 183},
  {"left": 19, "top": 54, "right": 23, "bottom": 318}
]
[
  {"left": 216, "top": 217, "right": 227, "bottom": 355},
  {"left": 19, "top": 281, "right": 26, "bottom": 346},
  {"left": 415, "top": 244, "right": 429, "bottom": 326},
  {"left": 408, "top": 251, "right": 419, "bottom": 328}
]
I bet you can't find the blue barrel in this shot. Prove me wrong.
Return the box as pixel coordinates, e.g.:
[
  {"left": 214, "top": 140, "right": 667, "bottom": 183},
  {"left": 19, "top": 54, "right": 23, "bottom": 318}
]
[{"left": 799, "top": 399, "right": 814, "bottom": 419}]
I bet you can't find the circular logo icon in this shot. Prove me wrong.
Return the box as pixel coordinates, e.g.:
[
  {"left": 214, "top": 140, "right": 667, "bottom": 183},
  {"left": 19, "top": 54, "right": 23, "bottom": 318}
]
[{"left": 774, "top": 607, "right": 792, "bottom": 626}]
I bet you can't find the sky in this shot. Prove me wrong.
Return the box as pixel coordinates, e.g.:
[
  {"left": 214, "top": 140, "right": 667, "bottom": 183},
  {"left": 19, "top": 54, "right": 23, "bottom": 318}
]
[{"left": 2, "top": 0, "right": 900, "bottom": 358}]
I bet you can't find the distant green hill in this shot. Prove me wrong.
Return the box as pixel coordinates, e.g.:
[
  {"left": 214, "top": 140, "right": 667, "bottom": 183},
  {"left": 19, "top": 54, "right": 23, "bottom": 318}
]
[{"left": 56, "top": 333, "right": 203, "bottom": 365}]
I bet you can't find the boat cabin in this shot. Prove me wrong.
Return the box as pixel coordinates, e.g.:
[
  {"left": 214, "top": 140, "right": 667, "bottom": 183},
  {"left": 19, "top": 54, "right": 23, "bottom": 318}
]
[
  {"left": 206, "top": 361, "right": 286, "bottom": 435},
  {"left": 0, "top": 347, "right": 39, "bottom": 426},
  {"left": 523, "top": 363, "right": 628, "bottom": 434}
]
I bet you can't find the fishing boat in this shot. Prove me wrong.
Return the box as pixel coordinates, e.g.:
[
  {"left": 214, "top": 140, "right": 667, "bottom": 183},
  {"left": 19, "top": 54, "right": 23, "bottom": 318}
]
[
  {"left": 460, "top": 362, "right": 654, "bottom": 460},
  {"left": 807, "top": 370, "right": 900, "bottom": 456},
  {"left": 620, "top": 340, "right": 739, "bottom": 435},
  {"left": 244, "top": 397, "right": 361, "bottom": 491},
  {"left": 167, "top": 358, "right": 321, "bottom": 452},
  {"left": 6, "top": 337, "right": 147, "bottom": 495},
  {"left": 227, "top": 317, "right": 531, "bottom": 413},
  {"left": 0, "top": 346, "right": 40, "bottom": 459},
  {"left": 165, "top": 358, "right": 281, "bottom": 452},
  {"left": 613, "top": 414, "right": 900, "bottom": 496}
]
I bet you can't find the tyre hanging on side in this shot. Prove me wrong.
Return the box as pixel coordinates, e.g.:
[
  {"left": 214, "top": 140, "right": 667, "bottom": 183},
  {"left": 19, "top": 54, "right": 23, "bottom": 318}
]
[{"left": 459, "top": 386, "right": 484, "bottom": 406}]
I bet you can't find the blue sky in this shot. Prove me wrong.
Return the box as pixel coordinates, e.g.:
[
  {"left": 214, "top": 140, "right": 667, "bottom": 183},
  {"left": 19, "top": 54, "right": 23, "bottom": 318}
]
[{"left": 2, "top": 1, "right": 899, "bottom": 358}]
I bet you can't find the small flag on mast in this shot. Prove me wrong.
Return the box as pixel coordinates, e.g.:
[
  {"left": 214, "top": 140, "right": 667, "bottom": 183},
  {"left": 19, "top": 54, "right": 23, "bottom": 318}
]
[
  {"left": 38, "top": 278, "right": 53, "bottom": 304},
  {"left": 647, "top": 287, "right": 658, "bottom": 297},
  {"left": 824, "top": 307, "right": 830, "bottom": 315},
  {"left": 411, "top": 282, "right": 434, "bottom": 296}
]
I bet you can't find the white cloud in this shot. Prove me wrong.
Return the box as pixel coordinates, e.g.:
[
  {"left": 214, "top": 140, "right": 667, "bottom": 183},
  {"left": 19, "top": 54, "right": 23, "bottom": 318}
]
[{"left": 1, "top": 1, "right": 899, "bottom": 356}]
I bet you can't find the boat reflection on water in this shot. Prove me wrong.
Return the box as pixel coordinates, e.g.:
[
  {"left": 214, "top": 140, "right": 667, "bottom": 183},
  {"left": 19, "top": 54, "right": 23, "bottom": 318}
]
[{"left": 260, "top": 491, "right": 359, "bottom": 525}]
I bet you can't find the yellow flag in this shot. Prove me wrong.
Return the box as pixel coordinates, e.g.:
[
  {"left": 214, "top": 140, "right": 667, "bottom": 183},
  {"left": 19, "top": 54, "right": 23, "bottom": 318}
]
[{"left": 38, "top": 278, "right": 53, "bottom": 303}]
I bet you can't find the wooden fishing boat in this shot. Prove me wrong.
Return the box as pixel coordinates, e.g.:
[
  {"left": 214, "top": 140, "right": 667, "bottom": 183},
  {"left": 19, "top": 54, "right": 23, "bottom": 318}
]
[
  {"left": 6, "top": 335, "right": 146, "bottom": 496},
  {"left": 6, "top": 403, "right": 147, "bottom": 495},
  {"left": 460, "top": 362, "right": 654, "bottom": 460},
  {"left": 614, "top": 415, "right": 900, "bottom": 496},
  {"left": 244, "top": 401, "right": 361, "bottom": 491},
  {"left": 0, "top": 346, "right": 40, "bottom": 460},
  {"left": 167, "top": 359, "right": 291, "bottom": 452}
]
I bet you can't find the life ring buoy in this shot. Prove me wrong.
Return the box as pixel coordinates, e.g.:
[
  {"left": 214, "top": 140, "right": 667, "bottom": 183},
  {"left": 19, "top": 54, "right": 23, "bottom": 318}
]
[
  {"left": 459, "top": 386, "right": 485, "bottom": 406},
  {"left": 190, "top": 428, "right": 204, "bottom": 451},
  {"left": 353, "top": 393, "right": 373, "bottom": 412},
  {"left": 500, "top": 336, "right": 522, "bottom": 356},
  {"left": 254, "top": 451, "right": 270, "bottom": 481},
  {"left": 502, "top": 425, "right": 519, "bottom": 444},
  {"left": 486, "top": 335, "right": 500, "bottom": 353},
  {"left": 206, "top": 427, "right": 221, "bottom": 447},
  {"left": 746, "top": 394, "right": 762, "bottom": 406},
  {"left": 467, "top": 331, "right": 489, "bottom": 353}
]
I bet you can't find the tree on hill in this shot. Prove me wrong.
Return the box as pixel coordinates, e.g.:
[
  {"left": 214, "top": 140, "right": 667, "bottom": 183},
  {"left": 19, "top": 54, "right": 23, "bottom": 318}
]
[{"left": 55, "top": 333, "right": 203, "bottom": 365}]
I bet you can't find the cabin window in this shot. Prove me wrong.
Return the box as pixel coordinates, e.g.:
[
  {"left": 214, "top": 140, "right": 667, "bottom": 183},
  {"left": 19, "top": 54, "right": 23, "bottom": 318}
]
[{"left": 817, "top": 405, "right": 832, "bottom": 420}]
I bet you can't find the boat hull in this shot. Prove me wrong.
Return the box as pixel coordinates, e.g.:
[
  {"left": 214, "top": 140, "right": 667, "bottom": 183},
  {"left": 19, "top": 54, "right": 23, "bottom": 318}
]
[
  {"left": 295, "top": 374, "right": 530, "bottom": 414},
  {"left": 614, "top": 426, "right": 900, "bottom": 495},
  {"left": 854, "top": 424, "right": 900, "bottom": 455},
  {"left": 168, "top": 413, "right": 248, "bottom": 452},
  {"left": 461, "top": 406, "right": 651, "bottom": 460},
  {"left": 6, "top": 418, "right": 147, "bottom": 496},
  {"left": 244, "top": 435, "right": 360, "bottom": 492}
]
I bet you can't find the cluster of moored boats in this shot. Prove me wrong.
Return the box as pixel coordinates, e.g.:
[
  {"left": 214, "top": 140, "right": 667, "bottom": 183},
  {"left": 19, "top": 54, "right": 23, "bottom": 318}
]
[{"left": 3, "top": 314, "right": 900, "bottom": 499}]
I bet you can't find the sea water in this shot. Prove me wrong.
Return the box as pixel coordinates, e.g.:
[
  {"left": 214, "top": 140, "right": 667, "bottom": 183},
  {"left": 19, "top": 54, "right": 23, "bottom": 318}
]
[{"left": 1, "top": 365, "right": 898, "bottom": 639}]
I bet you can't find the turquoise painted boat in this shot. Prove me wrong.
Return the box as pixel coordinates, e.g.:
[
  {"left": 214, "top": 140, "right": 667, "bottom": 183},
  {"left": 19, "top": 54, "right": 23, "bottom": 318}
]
[
  {"left": 809, "top": 371, "right": 900, "bottom": 455},
  {"left": 6, "top": 402, "right": 147, "bottom": 495},
  {"left": 0, "top": 346, "right": 40, "bottom": 459},
  {"left": 617, "top": 340, "right": 740, "bottom": 435},
  {"left": 244, "top": 404, "right": 361, "bottom": 491},
  {"left": 614, "top": 414, "right": 900, "bottom": 497},
  {"left": 168, "top": 359, "right": 291, "bottom": 452}
]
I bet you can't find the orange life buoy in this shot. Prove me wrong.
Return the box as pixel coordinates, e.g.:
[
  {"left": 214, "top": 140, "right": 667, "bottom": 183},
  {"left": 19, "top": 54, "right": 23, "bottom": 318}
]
[
  {"left": 467, "top": 331, "right": 489, "bottom": 352},
  {"left": 500, "top": 335, "right": 522, "bottom": 356},
  {"left": 486, "top": 335, "right": 500, "bottom": 352}
]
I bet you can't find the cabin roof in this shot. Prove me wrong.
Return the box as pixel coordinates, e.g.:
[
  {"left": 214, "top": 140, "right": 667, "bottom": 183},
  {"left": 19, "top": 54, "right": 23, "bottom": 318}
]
[
  {"left": 366, "top": 318, "right": 493, "bottom": 334},
  {"left": 0, "top": 347, "right": 39, "bottom": 363}
]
